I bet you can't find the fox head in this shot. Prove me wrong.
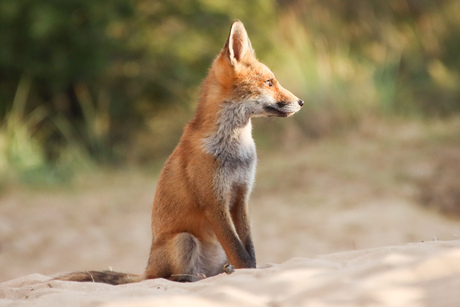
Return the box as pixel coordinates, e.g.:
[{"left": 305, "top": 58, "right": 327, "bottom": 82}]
[{"left": 213, "top": 20, "right": 303, "bottom": 118}]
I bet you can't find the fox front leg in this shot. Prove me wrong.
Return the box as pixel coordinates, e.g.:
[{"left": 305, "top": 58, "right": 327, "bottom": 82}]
[
  {"left": 230, "top": 185, "right": 256, "bottom": 264},
  {"left": 205, "top": 206, "right": 256, "bottom": 269}
]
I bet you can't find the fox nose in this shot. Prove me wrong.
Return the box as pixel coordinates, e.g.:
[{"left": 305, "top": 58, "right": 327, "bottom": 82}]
[{"left": 298, "top": 100, "right": 304, "bottom": 107}]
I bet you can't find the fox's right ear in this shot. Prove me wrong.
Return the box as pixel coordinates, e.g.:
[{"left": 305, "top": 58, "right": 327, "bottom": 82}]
[
  {"left": 215, "top": 20, "right": 254, "bottom": 86},
  {"left": 224, "top": 20, "right": 255, "bottom": 66}
]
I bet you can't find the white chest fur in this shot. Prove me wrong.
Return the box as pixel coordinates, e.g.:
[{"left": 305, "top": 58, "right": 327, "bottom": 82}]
[{"left": 203, "top": 102, "right": 257, "bottom": 203}]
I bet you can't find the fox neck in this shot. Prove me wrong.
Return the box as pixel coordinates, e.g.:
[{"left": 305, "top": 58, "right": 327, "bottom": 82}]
[
  {"left": 203, "top": 102, "right": 255, "bottom": 161},
  {"left": 202, "top": 100, "right": 257, "bottom": 204}
]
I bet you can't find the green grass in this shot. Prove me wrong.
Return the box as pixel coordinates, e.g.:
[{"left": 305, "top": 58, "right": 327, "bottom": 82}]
[
  {"left": 0, "top": 76, "right": 92, "bottom": 187},
  {"left": 0, "top": 75, "right": 47, "bottom": 183}
]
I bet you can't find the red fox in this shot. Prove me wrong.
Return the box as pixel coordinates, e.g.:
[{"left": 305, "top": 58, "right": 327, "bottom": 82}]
[{"left": 57, "top": 20, "right": 303, "bottom": 284}]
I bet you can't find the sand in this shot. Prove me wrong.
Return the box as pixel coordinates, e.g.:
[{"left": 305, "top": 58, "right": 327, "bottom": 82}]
[{"left": 1, "top": 240, "right": 459, "bottom": 307}]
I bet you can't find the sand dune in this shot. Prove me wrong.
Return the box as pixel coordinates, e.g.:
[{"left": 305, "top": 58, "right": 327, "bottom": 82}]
[{"left": 1, "top": 240, "right": 459, "bottom": 307}]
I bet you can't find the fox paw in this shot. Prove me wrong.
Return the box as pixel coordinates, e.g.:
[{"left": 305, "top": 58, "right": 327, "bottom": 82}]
[{"left": 223, "top": 263, "right": 235, "bottom": 275}]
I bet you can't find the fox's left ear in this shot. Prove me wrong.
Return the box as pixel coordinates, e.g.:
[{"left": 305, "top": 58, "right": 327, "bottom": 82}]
[{"left": 225, "top": 20, "right": 255, "bottom": 66}]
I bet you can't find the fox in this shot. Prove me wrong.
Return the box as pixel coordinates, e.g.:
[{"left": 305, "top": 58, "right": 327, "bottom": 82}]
[{"left": 56, "top": 20, "right": 303, "bottom": 285}]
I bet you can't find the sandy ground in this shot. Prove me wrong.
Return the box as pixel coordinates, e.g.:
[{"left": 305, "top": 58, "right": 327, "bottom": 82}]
[
  {"left": 1, "top": 241, "right": 460, "bottom": 306},
  {"left": 0, "top": 119, "right": 459, "bottom": 305}
]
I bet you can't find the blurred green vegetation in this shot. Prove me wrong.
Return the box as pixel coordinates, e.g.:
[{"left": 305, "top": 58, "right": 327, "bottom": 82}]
[{"left": 1, "top": 0, "right": 460, "bottom": 185}]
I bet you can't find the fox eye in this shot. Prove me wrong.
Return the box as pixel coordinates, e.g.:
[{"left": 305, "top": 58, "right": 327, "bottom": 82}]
[{"left": 265, "top": 79, "right": 273, "bottom": 87}]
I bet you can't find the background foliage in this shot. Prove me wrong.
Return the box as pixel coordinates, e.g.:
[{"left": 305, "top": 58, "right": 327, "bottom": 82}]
[{"left": 1, "top": 0, "right": 460, "bottom": 182}]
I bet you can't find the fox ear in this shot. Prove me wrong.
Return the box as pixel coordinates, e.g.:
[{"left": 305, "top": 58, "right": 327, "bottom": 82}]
[{"left": 225, "top": 20, "right": 254, "bottom": 65}]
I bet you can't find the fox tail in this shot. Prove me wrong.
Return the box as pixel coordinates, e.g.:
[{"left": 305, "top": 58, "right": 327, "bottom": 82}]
[{"left": 54, "top": 270, "right": 143, "bottom": 285}]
